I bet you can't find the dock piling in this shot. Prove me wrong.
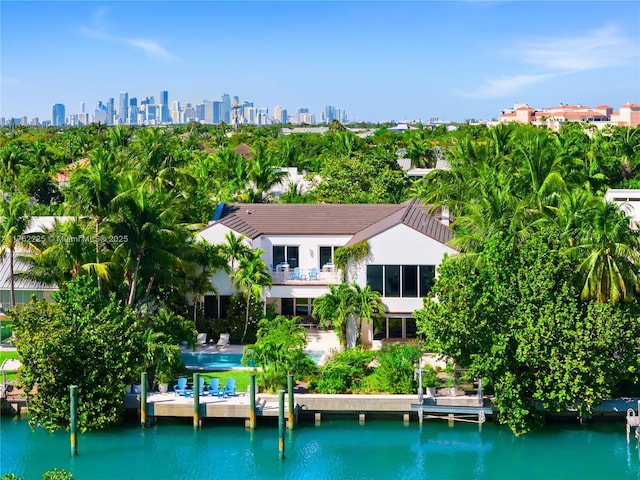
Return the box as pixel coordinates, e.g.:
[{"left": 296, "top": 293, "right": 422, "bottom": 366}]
[
  {"left": 249, "top": 374, "right": 256, "bottom": 430},
  {"left": 70, "top": 385, "right": 78, "bottom": 456},
  {"left": 287, "top": 374, "right": 295, "bottom": 430},
  {"left": 193, "top": 372, "right": 200, "bottom": 429},
  {"left": 278, "top": 390, "right": 285, "bottom": 459},
  {"left": 140, "top": 372, "right": 147, "bottom": 427}
]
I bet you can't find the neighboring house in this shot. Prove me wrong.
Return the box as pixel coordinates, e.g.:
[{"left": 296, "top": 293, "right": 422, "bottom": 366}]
[
  {"left": 0, "top": 253, "right": 57, "bottom": 308},
  {"left": 605, "top": 189, "right": 640, "bottom": 230},
  {"left": 0, "top": 216, "right": 69, "bottom": 309},
  {"left": 498, "top": 102, "right": 640, "bottom": 130},
  {"left": 195, "top": 198, "right": 456, "bottom": 344}
]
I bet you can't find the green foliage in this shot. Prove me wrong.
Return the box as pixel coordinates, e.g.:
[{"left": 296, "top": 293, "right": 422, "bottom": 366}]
[
  {"left": 42, "top": 469, "right": 75, "bottom": 480},
  {"left": 315, "top": 348, "right": 375, "bottom": 394},
  {"left": 11, "top": 276, "right": 145, "bottom": 431},
  {"left": 415, "top": 230, "right": 640, "bottom": 434},
  {"left": 223, "top": 293, "right": 264, "bottom": 344},
  {"left": 242, "top": 316, "right": 313, "bottom": 392},
  {"left": 370, "top": 343, "right": 422, "bottom": 394},
  {"left": 334, "top": 241, "right": 369, "bottom": 276}
]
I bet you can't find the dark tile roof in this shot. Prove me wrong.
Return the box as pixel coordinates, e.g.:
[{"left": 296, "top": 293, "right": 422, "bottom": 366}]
[
  {"left": 201, "top": 199, "right": 454, "bottom": 245},
  {"left": 346, "top": 198, "right": 454, "bottom": 246}
]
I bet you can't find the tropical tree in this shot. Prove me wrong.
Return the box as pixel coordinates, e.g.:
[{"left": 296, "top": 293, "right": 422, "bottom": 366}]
[
  {"left": 351, "top": 283, "right": 386, "bottom": 346},
  {"left": 66, "top": 146, "right": 119, "bottom": 292},
  {"left": 110, "top": 184, "right": 189, "bottom": 306},
  {"left": 312, "top": 283, "right": 359, "bottom": 348},
  {"left": 0, "top": 193, "right": 31, "bottom": 308},
  {"left": 568, "top": 199, "right": 640, "bottom": 304},
  {"left": 219, "top": 231, "right": 251, "bottom": 275},
  {"left": 230, "top": 250, "right": 272, "bottom": 343},
  {"left": 242, "top": 315, "right": 311, "bottom": 392}
]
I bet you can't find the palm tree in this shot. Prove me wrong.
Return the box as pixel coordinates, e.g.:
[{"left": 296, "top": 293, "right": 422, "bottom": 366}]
[
  {"left": 18, "top": 217, "right": 95, "bottom": 285},
  {"left": 67, "top": 146, "right": 119, "bottom": 293},
  {"left": 0, "top": 194, "right": 31, "bottom": 308},
  {"left": 568, "top": 199, "right": 640, "bottom": 305},
  {"left": 352, "top": 284, "right": 386, "bottom": 346},
  {"left": 110, "top": 184, "right": 189, "bottom": 306},
  {"left": 312, "top": 283, "right": 357, "bottom": 348},
  {"left": 219, "top": 231, "right": 251, "bottom": 275},
  {"left": 230, "top": 250, "right": 272, "bottom": 343}
]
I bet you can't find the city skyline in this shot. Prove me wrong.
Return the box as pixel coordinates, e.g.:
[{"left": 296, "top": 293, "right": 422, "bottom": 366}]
[{"left": 1, "top": 1, "right": 639, "bottom": 123}]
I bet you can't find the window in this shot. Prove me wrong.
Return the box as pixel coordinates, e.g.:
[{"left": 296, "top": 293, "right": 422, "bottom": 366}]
[
  {"left": 319, "top": 246, "right": 339, "bottom": 268},
  {"left": 204, "top": 295, "right": 231, "bottom": 319},
  {"left": 366, "top": 264, "right": 436, "bottom": 298},
  {"left": 273, "top": 245, "right": 299, "bottom": 268},
  {"left": 281, "top": 298, "right": 294, "bottom": 316},
  {"left": 402, "top": 265, "right": 418, "bottom": 297},
  {"left": 419, "top": 265, "right": 435, "bottom": 297},
  {"left": 367, "top": 265, "right": 384, "bottom": 294},
  {"left": 385, "top": 265, "right": 400, "bottom": 298}
]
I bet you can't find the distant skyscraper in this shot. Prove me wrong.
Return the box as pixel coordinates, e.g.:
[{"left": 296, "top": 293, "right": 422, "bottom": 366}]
[
  {"left": 159, "top": 90, "right": 169, "bottom": 122},
  {"left": 107, "top": 98, "right": 115, "bottom": 125},
  {"left": 52, "top": 103, "right": 65, "bottom": 126},
  {"left": 324, "top": 106, "right": 337, "bottom": 123},
  {"left": 119, "top": 92, "right": 129, "bottom": 124},
  {"left": 221, "top": 94, "right": 231, "bottom": 124},
  {"left": 129, "top": 98, "right": 138, "bottom": 124},
  {"left": 80, "top": 102, "right": 85, "bottom": 114}
]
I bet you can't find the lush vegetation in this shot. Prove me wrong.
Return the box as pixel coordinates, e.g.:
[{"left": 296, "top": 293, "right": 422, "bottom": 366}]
[
  {"left": 3, "top": 121, "right": 640, "bottom": 435},
  {"left": 11, "top": 276, "right": 195, "bottom": 431},
  {"left": 414, "top": 122, "right": 640, "bottom": 433},
  {"left": 311, "top": 343, "right": 422, "bottom": 394},
  {"left": 242, "top": 315, "right": 315, "bottom": 392}
]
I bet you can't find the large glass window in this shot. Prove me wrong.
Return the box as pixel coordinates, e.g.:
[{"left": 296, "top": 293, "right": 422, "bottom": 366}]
[
  {"left": 319, "top": 246, "right": 338, "bottom": 268},
  {"left": 402, "top": 265, "right": 418, "bottom": 298},
  {"left": 281, "top": 298, "right": 294, "bottom": 316},
  {"left": 366, "top": 264, "right": 436, "bottom": 298},
  {"left": 419, "top": 265, "right": 436, "bottom": 297},
  {"left": 272, "top": 245, "right": 300, "bottom": 268},
  {"left": 204, "top": 295, "right": 231, "bottom": 319},
  {"left": 367, "top": 265, "right": 384, "bottom": 294},
  {"left": 273, "top": 246, "right": 285, "bottom": 265},
  {"left": 385, "top": 265, "right": 401, "bottom": 297}
]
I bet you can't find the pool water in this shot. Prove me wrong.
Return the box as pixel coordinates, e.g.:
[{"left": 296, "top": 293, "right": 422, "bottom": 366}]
[
  {"left": 181, "top": 351, "right": 324, "bottom": 370},
  {"left": 2, "top": 416, "right": 639, "bottom": 479}
]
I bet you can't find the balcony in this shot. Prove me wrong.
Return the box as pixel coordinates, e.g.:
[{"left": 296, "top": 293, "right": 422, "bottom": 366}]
[{"left": 270, "top": 264, "right": 341, "bottom": 285}]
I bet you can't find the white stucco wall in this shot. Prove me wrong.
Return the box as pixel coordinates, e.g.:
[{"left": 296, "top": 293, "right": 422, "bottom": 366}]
[{"left": 349, "top": 223, "right": 457, "bottom": 314}]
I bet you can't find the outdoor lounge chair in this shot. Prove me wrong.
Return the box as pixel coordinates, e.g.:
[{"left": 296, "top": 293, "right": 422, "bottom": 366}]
[
  {"left": 208, "top": 377, "right": 223, "bottom": 397},
  {"left": 224, "top": 377, "right": 237, "bottom": 397},
  {"left": 196, "top": 332, "right": 207, "bottom": 347},
  {"left": 309, "top": 267, "right": 319, "bottom": 280},
  {"left": 173, "top": 377, "right": 189, "bottom": 396},
  {"left": 217, "top": 333, "right": 230, "bottom": 349},
  {"left": 291, "top": 267, "right": 305, "bottom": 280},
  {"left": 189, "top": 376, "right": 207, "bottom": 397}
]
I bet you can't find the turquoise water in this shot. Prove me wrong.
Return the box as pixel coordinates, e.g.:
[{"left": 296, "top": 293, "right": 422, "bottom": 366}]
[
  {"left": 1, "top": 416, "right": 639, "bottom": 479},
  {"left": 181, "top": 351, "right": 323, "bottom": 369}
]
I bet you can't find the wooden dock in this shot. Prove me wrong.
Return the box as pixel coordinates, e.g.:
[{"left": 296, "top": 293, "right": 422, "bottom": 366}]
[{"left": 126, "top": 391, "right": 495, "bottom": 426}]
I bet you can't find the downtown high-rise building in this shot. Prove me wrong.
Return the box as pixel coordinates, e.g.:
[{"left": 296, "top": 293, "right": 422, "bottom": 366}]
[
  {"left": 52, "top": 103, "right": 65, "bottom": 126},
  {"left": 119, "top": 92, "right": 129, "bottom": 124}
]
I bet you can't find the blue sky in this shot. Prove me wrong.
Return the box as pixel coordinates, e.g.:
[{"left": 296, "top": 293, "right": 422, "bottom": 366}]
[{"left": 1, "top": 1, "right": 639, "bottom": 123}]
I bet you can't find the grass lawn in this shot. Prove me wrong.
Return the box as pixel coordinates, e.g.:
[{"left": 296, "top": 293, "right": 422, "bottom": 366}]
[{"left": 0, "top": 350, "right": 20, "bottom": 383}]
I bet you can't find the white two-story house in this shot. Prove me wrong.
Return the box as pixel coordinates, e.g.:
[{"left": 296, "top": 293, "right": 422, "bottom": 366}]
[{"left": 195, "top": 198, "right": 457, "bottom": 344}]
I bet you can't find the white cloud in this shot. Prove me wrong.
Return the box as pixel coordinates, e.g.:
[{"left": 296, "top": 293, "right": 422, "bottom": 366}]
[
  {"left": 520, "top": 25, "right": 635, "bottom": 72},
  {"left": 462, "top": 24, "right": 637, "bottom": 99},
  {"left": 80, "top": 9, "right": 173, "bottom": 61},
  {"left": 460, "top": 73, "right": 554, "bottom": 99}
]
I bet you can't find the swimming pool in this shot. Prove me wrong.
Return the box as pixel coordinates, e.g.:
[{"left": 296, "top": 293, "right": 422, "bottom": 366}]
[{"left": 181, "top": 351, "right": 324, "bottom": 370}]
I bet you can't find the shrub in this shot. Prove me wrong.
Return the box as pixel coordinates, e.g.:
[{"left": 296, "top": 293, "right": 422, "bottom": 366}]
[
  {"left": 315, "top": 348, "right": 374, "bottom": 393},
  {"left": 370, "top": 343, "right": 422, "bottom": 394}
]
